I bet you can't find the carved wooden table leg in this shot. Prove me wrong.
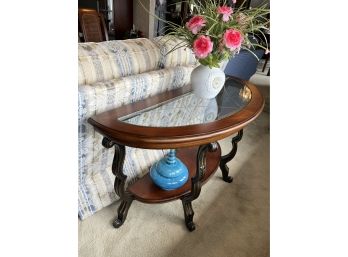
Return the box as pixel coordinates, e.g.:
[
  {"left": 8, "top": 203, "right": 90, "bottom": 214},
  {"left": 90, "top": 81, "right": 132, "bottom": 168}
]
[
  {"left": 182, "top": 200, "right": 195, "bottom": 231},
  {"left": 219, "top": 130, "right": 243, "bottom": 183},
  {"left": 113, "top": 192, "right": 133, "bottom": 228},
  {"left": 181, "top": 143, "right": 218, "bottom": 231},
  {"left": 102, "top": 137, "right": 134, "bottom": 228}
]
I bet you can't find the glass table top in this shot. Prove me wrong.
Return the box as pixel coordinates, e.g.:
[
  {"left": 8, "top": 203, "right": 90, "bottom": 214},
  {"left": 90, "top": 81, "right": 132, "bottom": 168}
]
[{"left": 119, "top": 77, "right": 252, "bottom": 128}]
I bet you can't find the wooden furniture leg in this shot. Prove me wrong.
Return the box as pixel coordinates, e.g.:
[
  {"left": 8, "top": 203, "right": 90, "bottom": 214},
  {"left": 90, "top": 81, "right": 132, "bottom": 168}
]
[
  {"left": 262, "top": 54, "right": 269, "bottom": 73},
  {"left": 219, "top": 130, "right": 243, "bottom": 183},
  {"left": 181, "top": 143, "right": 218, "bottom": 231},
  {"left": 181, "top": 200, "right": 195, "bottom": 231},
  {"left": 113, "top": 192, "right": 134, "bottom": 228},
  {"left": 102, "top": 137, "right": 134, "bottom": 228}
]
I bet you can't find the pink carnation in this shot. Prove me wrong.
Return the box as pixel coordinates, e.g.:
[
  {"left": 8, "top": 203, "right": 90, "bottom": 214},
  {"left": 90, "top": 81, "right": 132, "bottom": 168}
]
[
  {"left": 186, "top": 16, "right": 206, "bottom": 34},
  {"left": 217, "top": 6, "right": 233, "bottom": 22},
  {"left": 223, "top": 29, "right": 243, "bottom": 50},
  {"left": 193, "top": 35, "right": 213, "bottom": 59}
]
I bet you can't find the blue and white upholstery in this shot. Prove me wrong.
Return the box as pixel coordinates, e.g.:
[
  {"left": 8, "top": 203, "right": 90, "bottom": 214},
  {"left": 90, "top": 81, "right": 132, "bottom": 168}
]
[{"left": 78, "top": 37, "right": 197, "bottom": 219}]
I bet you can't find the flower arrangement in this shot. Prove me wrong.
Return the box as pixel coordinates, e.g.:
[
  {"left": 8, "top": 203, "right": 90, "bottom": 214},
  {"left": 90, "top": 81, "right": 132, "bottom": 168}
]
[{"left": 157, "top": 0, "right": 270, "bottom": 68}]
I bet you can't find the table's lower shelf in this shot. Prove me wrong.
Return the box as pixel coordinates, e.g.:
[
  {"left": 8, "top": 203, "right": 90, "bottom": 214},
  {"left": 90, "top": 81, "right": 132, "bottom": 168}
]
[{"left": 128, "top": 145, "right": 221, "bottom": 203}]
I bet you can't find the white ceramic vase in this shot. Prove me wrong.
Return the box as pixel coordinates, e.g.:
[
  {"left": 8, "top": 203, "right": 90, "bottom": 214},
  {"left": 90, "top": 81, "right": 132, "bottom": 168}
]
[{"left": 191, "top": 63, "right": 226, "bottom": 99}]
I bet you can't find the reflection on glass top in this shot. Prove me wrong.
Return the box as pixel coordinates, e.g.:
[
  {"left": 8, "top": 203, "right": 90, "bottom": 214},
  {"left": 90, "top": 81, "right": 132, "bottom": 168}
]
[{"left": 120, "top": 77, "right": 251, "bottom": 127}]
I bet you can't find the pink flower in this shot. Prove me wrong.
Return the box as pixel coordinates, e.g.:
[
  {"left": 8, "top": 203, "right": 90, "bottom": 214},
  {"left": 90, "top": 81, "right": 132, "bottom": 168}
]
[
  {"left": 217, "top": 6, "right": 233, "bottom": 22},
  {"left": 223, "top": 29, "right": 243, "bottom": 50},
  {"left": 193, "top": 35, "right": 213, "bottom": 59},
  {"left": 232, "top": 0, "right": 236, "bottom": 3},
  {"left": 186, "top": 16, "right": 206, "bottom": 34}
]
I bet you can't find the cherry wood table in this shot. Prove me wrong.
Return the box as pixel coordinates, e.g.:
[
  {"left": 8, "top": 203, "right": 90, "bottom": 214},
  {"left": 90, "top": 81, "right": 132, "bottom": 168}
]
[{"left": 88, "top": 76, "right": 264, "bottom": 231}]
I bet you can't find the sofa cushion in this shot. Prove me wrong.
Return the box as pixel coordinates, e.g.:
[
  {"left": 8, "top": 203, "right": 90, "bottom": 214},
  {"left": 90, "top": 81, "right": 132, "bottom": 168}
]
[
  {"left": 78, "top": 38, "right": 161, "bottom": 85},
  {"left": 78, "top": 42, "right": 115, "bottom": 86},
  {"left": 152, "top": 37, "right": 197, "bottom": 68}
]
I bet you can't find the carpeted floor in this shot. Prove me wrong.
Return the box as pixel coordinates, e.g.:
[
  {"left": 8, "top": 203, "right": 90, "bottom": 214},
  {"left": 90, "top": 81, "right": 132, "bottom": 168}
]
[{"left": 79, "top": 76, "right": 270, "bottom": 257}]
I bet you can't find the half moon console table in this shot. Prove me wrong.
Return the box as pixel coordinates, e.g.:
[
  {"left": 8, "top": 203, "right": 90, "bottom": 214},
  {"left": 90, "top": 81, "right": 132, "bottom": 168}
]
[{"left": 88, "top": 76, "right": 264, "bottom": 231}]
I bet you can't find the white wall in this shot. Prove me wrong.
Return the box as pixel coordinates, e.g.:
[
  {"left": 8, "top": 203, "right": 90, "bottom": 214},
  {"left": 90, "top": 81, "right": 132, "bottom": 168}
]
[{"left": 133, "top": 0, "right": 155, "bottom": 38}]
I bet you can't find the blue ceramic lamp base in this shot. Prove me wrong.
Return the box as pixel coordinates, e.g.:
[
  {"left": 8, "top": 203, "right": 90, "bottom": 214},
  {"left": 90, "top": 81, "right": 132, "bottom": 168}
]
[{"left": 150, "top": 149, "right": 189, "bottom": 190}]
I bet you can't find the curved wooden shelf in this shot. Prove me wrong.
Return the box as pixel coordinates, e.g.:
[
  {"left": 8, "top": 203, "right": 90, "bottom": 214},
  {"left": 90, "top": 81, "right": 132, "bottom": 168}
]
[{"left": 128, "top": 145, "right": 221, "bottom": 203}]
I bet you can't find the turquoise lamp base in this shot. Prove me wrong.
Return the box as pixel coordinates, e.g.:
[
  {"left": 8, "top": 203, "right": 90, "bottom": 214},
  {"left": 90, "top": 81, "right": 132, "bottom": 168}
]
[{"left": 150, "top": 149, "right": 189, "bottom": 190}]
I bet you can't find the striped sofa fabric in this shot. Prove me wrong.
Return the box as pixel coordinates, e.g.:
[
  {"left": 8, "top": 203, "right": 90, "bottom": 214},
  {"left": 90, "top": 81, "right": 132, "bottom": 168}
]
[{"left": 78, "top": 37, "right": 197, "bottom": 219}]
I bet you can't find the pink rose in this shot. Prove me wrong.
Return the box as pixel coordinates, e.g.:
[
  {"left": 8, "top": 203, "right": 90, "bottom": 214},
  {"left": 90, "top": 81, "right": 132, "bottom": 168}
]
[
  {"left": 217, "top": 6, "right": 233, "bottom": 22},
  {"left": 186, "top": 16, "right": 206, "bottom": 34},
  {"left": 193, "top": 35, "right": 213, "bottom": 59},
  {"left": 223, "top": 29, "right": 243, "bottom": 50}
]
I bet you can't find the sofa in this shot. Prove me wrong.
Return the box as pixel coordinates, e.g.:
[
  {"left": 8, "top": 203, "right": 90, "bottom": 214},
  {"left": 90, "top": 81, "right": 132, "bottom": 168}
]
[{"left": 78, "top": 37, "right": 197, "bottom": 219}]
